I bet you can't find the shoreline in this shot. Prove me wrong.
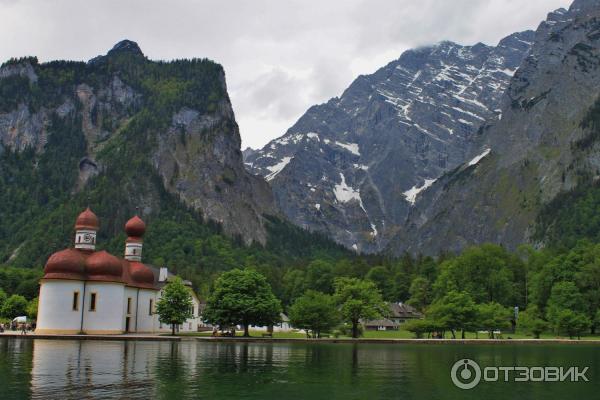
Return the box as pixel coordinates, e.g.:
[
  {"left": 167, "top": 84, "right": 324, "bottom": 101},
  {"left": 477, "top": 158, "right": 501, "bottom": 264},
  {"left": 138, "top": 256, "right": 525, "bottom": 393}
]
[
  {"left": 194, "top": 337, "right": 600, "bottom": 345},
  {"left": 0, "top": 332, "right": 181, "bottom": 341},
  {"left": 2, "top": 332, "right": 598, "bottom": 344}
]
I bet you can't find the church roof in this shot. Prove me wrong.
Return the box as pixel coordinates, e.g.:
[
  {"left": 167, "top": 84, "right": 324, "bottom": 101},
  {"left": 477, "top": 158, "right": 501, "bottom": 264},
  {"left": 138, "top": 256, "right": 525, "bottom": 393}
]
[
  {"left": 125, "top": 215, "right": 146, "bottom": 238},
  {"left": 44, "top": 248, "right": 86, "bottom": 281},
  {"left": 42, "top": 208, "right": 159, "bottom": 290},
  {"left": 75, "top": 207, "right": 99, "bottom": 230}
]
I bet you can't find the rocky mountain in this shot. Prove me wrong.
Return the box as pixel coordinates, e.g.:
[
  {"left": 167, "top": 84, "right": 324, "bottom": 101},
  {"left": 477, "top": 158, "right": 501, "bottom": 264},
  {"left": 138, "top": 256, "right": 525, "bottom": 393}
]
[
  {"left": 0, "top": 40, "right": 277, "bottom": 265},
  {"left": 388, "top": 0, "right": 600, "bottom": 255},
  {"left": 245, "top": 30, "right": 534, "bottom": 252}
]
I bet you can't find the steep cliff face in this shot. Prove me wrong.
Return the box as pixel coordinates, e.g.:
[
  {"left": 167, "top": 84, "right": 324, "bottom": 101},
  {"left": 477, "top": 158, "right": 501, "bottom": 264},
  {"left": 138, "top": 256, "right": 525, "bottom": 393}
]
[
  {"left": 387, "top": 0, "right": 600, "bottom": 255},
  {"left": 151, "top": 96, "right": 275, "bottom": 244},
  {"left": 0, "top": 40, "right": 276, "bottom": 264},
  {"left": 245, "top": 31, "right": 533, "bottom": 252}
]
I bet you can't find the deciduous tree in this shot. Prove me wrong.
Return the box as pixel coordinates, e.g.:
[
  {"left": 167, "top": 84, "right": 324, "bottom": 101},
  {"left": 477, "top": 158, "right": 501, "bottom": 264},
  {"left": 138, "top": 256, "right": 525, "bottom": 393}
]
[
  {"left": 156, "top": 277, "right": 194, "bottom": 335},
  {"left": 427, "top": 291, "right": 477, "bottom": 339},
  {"left": 476, "top": 302, "right": 512, "bottom": 339},
  {"left": 518, "top": 305, "right": 547, "bottom": 339},
  {"left": 334, "top": 277, "right": 386, "bottom": 338},
  {"left": 1, "top": 294, "right": 28, "bottom": 319},
  {"left": 288, "top": 290, "right": 338, "bottom": 338},
  {"left": 204, "top": 269, "right": 282, "bottom": 336}
]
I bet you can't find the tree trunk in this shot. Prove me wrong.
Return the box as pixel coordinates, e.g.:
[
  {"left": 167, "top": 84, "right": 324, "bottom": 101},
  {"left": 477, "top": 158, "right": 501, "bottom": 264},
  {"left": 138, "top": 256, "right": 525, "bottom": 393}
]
[
  {"left": 352, "top": 320, "right": 359, "bottom": 338},
  {"left": 244, "top": 324, "right": 249, "bottom": 337},
  {"left": 171, "top": 323, "right": 175, "bottom": 336},
  {"left": 461, "top": 330, "right": 465, "bottom": 339},
  {"left": 451, "top": 329, "right": 456, "bottom": 339}
]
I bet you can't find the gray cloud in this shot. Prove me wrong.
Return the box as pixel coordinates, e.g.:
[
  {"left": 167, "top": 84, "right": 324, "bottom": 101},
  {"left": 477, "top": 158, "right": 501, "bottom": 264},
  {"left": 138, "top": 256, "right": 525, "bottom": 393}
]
[{"left": 0, "top": 0, "right": 572, "bottom": 149}]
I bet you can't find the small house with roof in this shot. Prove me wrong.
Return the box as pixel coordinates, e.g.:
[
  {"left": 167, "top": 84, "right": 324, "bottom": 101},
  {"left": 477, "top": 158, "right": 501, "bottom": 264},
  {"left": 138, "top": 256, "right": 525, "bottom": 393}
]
[{"left": 362, "top": 302, "right": 423, "bottom": 331}]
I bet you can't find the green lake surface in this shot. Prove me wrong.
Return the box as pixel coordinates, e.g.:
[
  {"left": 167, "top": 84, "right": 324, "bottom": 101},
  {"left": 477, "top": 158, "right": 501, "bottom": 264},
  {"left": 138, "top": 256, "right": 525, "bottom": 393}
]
[{"left": 0, "top": 338, "right": 598, "bottom": 399}]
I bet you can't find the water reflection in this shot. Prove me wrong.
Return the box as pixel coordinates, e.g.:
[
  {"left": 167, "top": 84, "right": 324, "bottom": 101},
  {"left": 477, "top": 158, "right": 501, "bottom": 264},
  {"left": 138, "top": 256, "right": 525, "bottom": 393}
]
[{"left": 0, "top": 338, "right": 596, "bottom": 400}]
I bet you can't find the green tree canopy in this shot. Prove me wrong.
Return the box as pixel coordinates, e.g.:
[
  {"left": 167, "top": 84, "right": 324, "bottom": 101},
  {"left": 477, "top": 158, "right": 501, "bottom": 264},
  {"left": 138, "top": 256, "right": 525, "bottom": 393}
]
[
  {"left": 407, "top": 277, "right": 431, "bottom": 312},
  {"left": 333, "top": 277, "right": 386, "bottom": 338},
  {"left": 288, "top": 290, "right": 339, "bottom": 338},
  {"left": 518, "top": 305, "right": 547, "bottom": 339},
  {"left": 281, "top": 269, "right": 307, "bottom": 305},
  {"left": 546, "top": 281, "right": 585, "bottom": 324},
  {"left": 366, "top": 266, "right": 394, "bottom": 300},
  {"left": 553, "top": 309, "right": 590, "bottom": 339},
  {"left": 427, "top": 291, "right": 477, "bottom": 339},
  {"left": 403, "top": 318, "right": 444, "bottom": 339},
  {"left": 156, "top": 277, "right": 194, "bottom": 335},
  {"left": 1, "top": 294, "right": 28, "bottom": 319},
  {"left": 305, "top": 260, "right": 335, "bottom": 294},
  {"left": 27, "top": 297, "right": 39, "bottom": 320},
  {"left": 476, "top": 302, "right": 512, "bottom": 339},
  {"left": 433, "top": 244, "right": 523, "bottom": 306},
  {"left": 203, "top": 268, "right": 282, "bottom": 336},
  {"left": 0, "top": 289, "right": 7, "bottom": 313}
]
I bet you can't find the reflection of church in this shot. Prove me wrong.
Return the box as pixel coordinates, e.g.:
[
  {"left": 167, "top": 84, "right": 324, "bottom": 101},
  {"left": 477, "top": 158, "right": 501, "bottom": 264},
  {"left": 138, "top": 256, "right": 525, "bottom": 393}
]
[{"left": 36, "top": 207, "right": 201, "bottom": 334}]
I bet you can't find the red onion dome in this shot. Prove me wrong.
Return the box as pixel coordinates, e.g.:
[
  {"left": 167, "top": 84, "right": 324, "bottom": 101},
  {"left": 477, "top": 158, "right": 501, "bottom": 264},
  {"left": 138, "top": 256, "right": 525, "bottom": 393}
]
[
  {"left": 129, "top": 262, "right": 155, "bottom": 284},
  {"left": 125, "top": 215, "right": 146, "bottom": 238},
  {"left": 44, "top": 249, "right": 86, "bottom": 279},
  {"left": 75, "top": 207, "right": 99, "bottom": 230},
  {"left": 86, "top": 250, "right": 123, "bottom": 278}
]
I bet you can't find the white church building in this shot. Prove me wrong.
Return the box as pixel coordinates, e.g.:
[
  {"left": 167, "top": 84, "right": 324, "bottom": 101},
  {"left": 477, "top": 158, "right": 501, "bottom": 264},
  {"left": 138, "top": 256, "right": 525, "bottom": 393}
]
[{"left": 36, "top": 207, "right": 202, "bottom": 335}]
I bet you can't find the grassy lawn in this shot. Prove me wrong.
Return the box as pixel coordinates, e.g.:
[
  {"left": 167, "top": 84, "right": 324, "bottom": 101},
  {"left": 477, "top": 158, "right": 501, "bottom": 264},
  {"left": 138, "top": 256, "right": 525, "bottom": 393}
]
[{"left": 362, "top": 329, "right": 600, "bottom": 340}]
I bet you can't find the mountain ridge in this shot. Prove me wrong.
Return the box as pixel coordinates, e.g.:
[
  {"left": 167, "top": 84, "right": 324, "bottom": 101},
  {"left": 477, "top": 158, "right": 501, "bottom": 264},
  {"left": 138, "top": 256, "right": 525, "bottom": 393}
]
[
  {"left": 387, "top": 0, "right": 600, "bottom": 255},
  {"left": 245, "top": 29, "right": 535, "bottom": 253}
]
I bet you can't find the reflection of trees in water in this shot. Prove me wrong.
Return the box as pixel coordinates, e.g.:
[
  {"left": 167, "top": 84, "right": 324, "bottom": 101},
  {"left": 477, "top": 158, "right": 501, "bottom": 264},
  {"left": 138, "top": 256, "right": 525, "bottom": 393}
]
[
  {"left": 6, "top": 339, "right": 596, "bottom": 400},
  {"left": 0, "top": 339, "right": 33, "bottom": 400},
  {"left": 154, "top": 342, "right": 191, "bottom": 399}
]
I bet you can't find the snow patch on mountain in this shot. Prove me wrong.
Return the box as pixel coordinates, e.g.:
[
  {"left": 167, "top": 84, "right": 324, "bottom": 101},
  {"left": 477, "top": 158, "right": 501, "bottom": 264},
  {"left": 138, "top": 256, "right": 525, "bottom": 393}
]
[
  {"left": 467, "top": 148, "right": 491, "bottom": 166},
  {"left": 403, "top": 178, "right": 437, "bottom": 205},
  {"left": 334, "top": 173, "right": 361, "bottom": 203},
  {"left": 334, "top": 141, "right": 360, "bottom": 156},
  {"left": 265, "top": 156, "right": 292, "bottom": 181}
]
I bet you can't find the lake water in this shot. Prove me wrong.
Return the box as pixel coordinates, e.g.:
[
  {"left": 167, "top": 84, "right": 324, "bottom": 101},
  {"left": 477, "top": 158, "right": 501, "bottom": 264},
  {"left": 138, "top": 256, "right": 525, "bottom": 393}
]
[{"left": 0, "top": 338, "right": 598, "bottom": 400}]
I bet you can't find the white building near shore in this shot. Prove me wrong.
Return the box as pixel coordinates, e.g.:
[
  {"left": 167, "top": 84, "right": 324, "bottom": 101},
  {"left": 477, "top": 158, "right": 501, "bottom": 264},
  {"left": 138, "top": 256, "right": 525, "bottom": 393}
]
[{"left": 36, "top": 208, "right": 201, "bottom": 334}]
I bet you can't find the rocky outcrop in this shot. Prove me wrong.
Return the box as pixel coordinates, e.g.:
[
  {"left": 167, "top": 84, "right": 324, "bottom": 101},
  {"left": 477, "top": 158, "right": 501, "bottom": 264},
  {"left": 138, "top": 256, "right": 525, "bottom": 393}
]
[
  {"left": 0, "top": 103, "right": 48, "bottom": 153},
  {"left": 153, "top": 98, "right": 275, "bottom": 245},
  {"left": 0, "top": 60, "right": 38, "bottom": 83},
  {"left": 245, "top": 30, "right": 534, "bottom": 252},
  {"left": 0, "top": 40, "right": 277, "bottom": 245},
  {"left": 387, "top": 0, "right": 600, "bottom": 255}
]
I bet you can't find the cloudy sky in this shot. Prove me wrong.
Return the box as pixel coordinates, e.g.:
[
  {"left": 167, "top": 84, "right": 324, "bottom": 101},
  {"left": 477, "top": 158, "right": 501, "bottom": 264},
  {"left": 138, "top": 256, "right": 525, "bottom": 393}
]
[{"left": 1, "top": 0, "right": 572, "bottom": 149}]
